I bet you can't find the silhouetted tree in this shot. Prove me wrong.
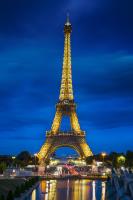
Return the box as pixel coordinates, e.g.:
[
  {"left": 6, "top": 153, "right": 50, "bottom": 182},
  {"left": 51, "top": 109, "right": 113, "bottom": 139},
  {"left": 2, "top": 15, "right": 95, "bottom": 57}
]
[
  {"left": 20, "top": 183, "right": 26, "bottom": 193},
  {"left": 6, "top": 191, "right": 14, "bottom": 200},
  {"left": 0, "top": 194, "right": 5, "bottom": 200},
  {"left": 14, "top": 186, "right": 21, "bottom": 197},
  {"left": 125, "top": 151, "right": 133, "bottom": 168},
  {"left": 45, "top": 158, "right": 50, "bottom": 166},
  {"left": 0, "top": 162, "right": 6, "bottom": 174},
  {"left": 16, "top": 151, "right": 32, "bottom": 166},
  {"left": 86, "top": 156, "right": 93, "bottom": 164}
]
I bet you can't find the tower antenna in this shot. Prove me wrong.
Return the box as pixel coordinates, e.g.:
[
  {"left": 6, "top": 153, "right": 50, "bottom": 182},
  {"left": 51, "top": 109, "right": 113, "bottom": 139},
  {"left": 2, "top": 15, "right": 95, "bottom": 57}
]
[{"left": 67, "top": 12, "right": 70, "bottom": 23}]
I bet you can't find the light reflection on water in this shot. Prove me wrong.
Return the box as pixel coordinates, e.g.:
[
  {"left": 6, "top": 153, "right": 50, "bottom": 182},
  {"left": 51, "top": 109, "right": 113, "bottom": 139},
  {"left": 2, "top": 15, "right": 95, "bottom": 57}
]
[
  {"left": 29, "top": 179, "right": 106, "bottom": 200},
  {"left": 31, "top": 189, "right": 36, "bottom": 200}
]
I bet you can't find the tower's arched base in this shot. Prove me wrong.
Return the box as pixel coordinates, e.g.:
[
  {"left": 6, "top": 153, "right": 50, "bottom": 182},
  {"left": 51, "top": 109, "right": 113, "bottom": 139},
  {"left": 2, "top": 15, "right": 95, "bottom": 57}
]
[{"left": 38, "top": 133, "right": 92, "bottom": 164}]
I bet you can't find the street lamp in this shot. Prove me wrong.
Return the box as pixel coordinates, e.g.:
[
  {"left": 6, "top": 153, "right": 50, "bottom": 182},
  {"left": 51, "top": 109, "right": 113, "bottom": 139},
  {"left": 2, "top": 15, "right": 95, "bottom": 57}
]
[
  {"left": 101, "top": 152, "right": 107, "bottom": 164},
  {"left": 34, "top": 153, "right": 37, "bottom": 169},
  {"left": 12, "top": 156, "right": 16, "bottom": 167}
]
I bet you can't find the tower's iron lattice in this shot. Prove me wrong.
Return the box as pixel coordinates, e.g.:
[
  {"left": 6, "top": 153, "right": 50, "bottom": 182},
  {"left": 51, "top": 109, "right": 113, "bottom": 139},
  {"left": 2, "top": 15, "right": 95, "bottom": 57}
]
[{"left": 38, "top": 17, "right": 92, "bottom": 163}]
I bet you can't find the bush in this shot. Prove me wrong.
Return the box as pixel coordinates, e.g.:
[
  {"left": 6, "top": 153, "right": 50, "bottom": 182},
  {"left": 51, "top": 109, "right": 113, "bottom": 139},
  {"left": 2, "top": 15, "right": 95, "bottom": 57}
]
[
  {"left": 27, "top": 179, "right": 33, "bottom": 187},
  {"left": 30, "top": 178, "right": 35, "bottom": 185},
  {"left": 6, "top": 191, "right": 14, "bottom": 200},
  {"left": 20, "top": 177, "right": 39, "bottom": 193},
  {"left": 14, "top": 186, "right": 21, "bottom": 197},
  {"left": 24, "top": 181, "right": 30, "bottom": 190},
  {"left": 0, "top": 162, "right": 6, "bottom": 174},
  {"left": 20, "top": 183, "right": 25, "bottom": 193},
  {"left": 0, "top": 194, "right": 5, "bottom": 200},
  {"left": 34, "top": 176, "right": 39, "bottom": 182},
  {"left": 16, "top": 151, "right": 32, "bottom": 167}
]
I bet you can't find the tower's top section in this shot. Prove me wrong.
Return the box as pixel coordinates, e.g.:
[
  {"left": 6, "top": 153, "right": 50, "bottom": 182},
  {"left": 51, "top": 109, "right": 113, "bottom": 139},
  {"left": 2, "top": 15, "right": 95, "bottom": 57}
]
[
  {"left": 59, "top": 15, "right": 74, "bottom": 101},
  {"left": 64, "top": 14, "right": 72, "bottom": 33}
]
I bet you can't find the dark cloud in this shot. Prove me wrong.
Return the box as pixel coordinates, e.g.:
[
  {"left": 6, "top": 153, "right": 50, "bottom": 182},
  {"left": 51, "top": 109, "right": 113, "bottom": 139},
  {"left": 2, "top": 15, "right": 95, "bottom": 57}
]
[
  {"left": 0, "top": 0, "right": 61, "bottom": 37},
  {"left": 78, "top": 104, "right": 133, "bottom": 129},
  {"left": 73, "top": 54, "right": 133, "bottom": 99}
]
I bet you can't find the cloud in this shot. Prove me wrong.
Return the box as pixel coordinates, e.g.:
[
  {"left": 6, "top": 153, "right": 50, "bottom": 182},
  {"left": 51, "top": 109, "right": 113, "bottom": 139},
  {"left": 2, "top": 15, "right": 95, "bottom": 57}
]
[
  {"left": 0, "top": 0, "right": 132, "bottom": 154},
  {"left": 0, "top": 46, "right": 133, "bottom": 133},
  {"left": 73, "top": 53, "right": 133, "bottom": 99},
  {"left": 79, "top": 105, "right": 133, "bottom": 129}
]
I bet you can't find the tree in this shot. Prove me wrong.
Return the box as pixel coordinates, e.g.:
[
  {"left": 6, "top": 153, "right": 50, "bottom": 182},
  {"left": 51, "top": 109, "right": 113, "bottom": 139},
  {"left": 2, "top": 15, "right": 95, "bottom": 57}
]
[
  {"left": 14, "top": 186, "right": 21, "bottom": 197},
  {"left": 25, "top": 181, "right": 30, "bottom": 190},
  {"left": 125, "top": 151, "right": 133, "bottom": 168},
  {"left": 0, "top": 195, "right": 5, "bottom": 200},
  {"left": 108, "top": 152, "right": 119, "bottom": 168},
  {"left": 20, "top": 183, "right": 26, "bottom": 193},
  {"left": 6, "top": 191, "right": 14, "bottom": 200},
  {"left": 117, "top": 155, "right": 126, "bottom": 167},
  {"left": 16, "top": 151, "right": 32, "bottom": 167},
  {"left": 0, "top": 162, "right": 6, "bottom": 174},
  {"left": 45, "top": 158, "right": 50, "bottom": 166},
  {"left": 86, "top": 156, "right": 93, "bottom": 164}
]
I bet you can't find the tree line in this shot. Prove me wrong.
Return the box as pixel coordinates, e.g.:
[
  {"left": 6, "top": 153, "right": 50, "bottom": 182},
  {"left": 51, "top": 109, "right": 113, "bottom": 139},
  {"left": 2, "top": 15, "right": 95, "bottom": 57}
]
[{"left": 0, "top": 150, "right": 133, "bottom": 174}]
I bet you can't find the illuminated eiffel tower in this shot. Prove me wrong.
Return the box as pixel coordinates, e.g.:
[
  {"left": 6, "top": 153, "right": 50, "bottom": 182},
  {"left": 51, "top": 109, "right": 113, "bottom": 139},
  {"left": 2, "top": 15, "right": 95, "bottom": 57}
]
[{"left": 38, "top": 16, "right": 92, "bottom": 163}]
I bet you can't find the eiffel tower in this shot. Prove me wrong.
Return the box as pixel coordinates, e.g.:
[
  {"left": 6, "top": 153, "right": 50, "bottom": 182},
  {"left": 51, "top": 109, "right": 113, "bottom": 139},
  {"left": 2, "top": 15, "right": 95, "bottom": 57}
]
[{"left": 38, "top": 16, "right": 92, "bottom": 163}]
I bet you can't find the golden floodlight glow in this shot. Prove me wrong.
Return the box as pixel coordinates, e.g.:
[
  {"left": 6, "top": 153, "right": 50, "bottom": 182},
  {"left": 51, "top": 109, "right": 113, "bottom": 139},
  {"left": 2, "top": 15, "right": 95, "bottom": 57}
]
[
  {"left": 101, "top": 152, "right": 106, "bottom": 157},
  {"left": 37, "top": 16, "right": 92, "bottom": 163}
]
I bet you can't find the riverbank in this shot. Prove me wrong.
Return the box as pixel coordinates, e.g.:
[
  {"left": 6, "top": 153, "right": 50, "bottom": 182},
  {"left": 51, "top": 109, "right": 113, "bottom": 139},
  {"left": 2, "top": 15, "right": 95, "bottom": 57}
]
[
  {"left": 14, "top": 181, "right": 40, "bottom": 200},
  {"left": 0, "top": 178, "right": 25, "bottom": 197},
  {"left": 41, "top": 174, "right": 108, "bottom": 181},
  {"left": 0, "top": 177, "right": 39, "bottom": 199}
]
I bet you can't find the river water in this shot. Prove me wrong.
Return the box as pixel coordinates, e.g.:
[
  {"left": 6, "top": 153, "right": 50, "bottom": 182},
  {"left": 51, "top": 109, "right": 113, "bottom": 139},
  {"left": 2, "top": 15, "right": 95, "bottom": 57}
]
[{"left": 29, "top": 179, "right": 106, "bottom": 200}]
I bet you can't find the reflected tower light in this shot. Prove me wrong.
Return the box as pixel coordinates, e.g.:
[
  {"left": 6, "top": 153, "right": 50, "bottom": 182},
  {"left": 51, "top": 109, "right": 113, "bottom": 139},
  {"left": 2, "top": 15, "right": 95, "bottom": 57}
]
[{"left": 101, "top": 152, "right": 107, "bottom": 164}]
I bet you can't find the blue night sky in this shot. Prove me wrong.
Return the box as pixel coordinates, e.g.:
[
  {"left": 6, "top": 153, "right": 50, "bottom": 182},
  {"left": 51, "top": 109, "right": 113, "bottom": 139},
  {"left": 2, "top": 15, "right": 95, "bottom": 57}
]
[{"left": 0, "top": 0, "right": 133, "bottom": 155}]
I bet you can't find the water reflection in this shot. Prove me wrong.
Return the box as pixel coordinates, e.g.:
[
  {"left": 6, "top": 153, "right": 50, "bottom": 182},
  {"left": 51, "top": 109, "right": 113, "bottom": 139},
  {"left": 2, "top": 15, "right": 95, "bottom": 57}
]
[
  {"left": 31, "top": 189, "right": 36, "bottom": 200},
  {"left": 30, "top": 179, "right": 106, "bottom": 200},
  {"left": 92, "top": 181, "right": 96, "bottom": 200},
  {"left": 101, "top": 182, "right": 106, "bottom": 200}
]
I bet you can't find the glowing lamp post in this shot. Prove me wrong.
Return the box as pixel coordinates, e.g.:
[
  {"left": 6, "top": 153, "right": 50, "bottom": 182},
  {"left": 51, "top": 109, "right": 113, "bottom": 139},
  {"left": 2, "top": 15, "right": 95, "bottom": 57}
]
[
  {"left": 34, "top": 153, "right": 37, "bottom": 169},
  {"left": 12, "top": 156, "right": 16, "bottom": 167},
  {"left": 101, "top": 152, "right": 107, "bottom": 166}
]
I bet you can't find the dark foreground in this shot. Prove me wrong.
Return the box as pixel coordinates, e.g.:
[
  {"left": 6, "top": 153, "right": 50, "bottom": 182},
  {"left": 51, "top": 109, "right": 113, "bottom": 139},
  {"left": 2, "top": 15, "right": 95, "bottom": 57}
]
[{"left": 0, "top": 178, "right": 25, "bottom": 196}]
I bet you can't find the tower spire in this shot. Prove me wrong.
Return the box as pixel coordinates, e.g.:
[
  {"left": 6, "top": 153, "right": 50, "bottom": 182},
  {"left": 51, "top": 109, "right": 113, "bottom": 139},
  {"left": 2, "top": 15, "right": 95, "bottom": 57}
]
[
  {"left": 59, "top": 15, "right": 73, "bottom": 101},
  {"left": 66, "top": 13, "right": 70, "bottom": 25}
]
